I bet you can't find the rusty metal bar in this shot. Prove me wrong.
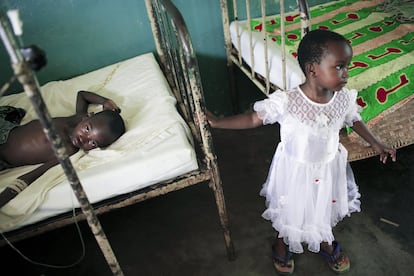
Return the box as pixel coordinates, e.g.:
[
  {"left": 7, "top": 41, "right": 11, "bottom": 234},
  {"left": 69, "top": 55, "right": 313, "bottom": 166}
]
[
  {"left": 246, "top": 0, "right": 255, "bottom": 79},
  {"left": 280, "top": 0, "right": 286, "bottom": 91},
  {"left": 260, "top": 0, "right": 270, "bottom": 95},
  {"left": 145, "top": 0, "right": 235, "bottom": 260},
  {"left": 297, "top": 0, "right": 311, "bottom": 37},
  {"left": 220, "top": 0, "right": 240, "bottom": 112}
]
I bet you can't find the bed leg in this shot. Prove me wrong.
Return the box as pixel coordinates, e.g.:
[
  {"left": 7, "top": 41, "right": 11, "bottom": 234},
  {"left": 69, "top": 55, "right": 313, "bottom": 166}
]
[
  {"left": 227, "top": 62, "right": 239, "bottom": 114},
  {"left": 220, "top": 0, "right": 239, "bottom": 114},
  {"left": 209, "top": 160, "right": 236, "bottom": 261}
]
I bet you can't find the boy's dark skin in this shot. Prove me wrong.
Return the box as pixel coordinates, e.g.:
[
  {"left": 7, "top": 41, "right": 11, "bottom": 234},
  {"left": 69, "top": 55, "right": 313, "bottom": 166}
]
[{"left": 0, "top": 91, "right": 122, "bottom": 207}]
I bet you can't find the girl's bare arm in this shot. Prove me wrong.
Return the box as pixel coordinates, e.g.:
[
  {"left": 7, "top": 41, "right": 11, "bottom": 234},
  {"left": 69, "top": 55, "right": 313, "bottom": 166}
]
[
  {"left": 207, "top": 111, "right": 263, "bottom": 129},
  {"left": 351, "top": 120, "right": 396, "bottom": 163}
]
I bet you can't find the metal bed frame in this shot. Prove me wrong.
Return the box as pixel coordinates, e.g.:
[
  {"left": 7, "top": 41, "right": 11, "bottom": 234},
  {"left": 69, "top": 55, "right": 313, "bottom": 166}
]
[
  {"left": 0, "top": 0, "right": 235, "bottom": 274},
  {"left": 220, "top": 0, "right": 310, "bottom": 102},
  {"left": 219, "top": 0, "right": 414, "bottom": 162}
]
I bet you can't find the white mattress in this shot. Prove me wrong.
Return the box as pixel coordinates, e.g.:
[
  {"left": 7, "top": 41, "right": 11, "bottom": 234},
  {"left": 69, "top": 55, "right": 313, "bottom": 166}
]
[
  {"left": 230, "top": 20, "right": 305, "bottom": 90},
  {"left": 0, "top": 53, "right": 198, "bottom": 232}
]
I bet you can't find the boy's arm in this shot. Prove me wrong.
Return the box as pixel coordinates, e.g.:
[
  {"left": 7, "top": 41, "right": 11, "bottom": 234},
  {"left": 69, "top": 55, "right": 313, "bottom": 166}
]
[
  {"left": 351, "top": 120, "right": 397, "bottom": 163},
  {"left": 76, "top": 90, "right": 121, "bottom": 114},
  {"left": 0, "top": 160, "right": 58, "bottom": 208}
]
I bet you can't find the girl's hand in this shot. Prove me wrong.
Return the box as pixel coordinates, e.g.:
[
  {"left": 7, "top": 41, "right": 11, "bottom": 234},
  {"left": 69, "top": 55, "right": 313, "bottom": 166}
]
[
  {"left": 206, "top": 110, "right": 218, "bottom": 128},
  {"left": 103, "top": 99, "right": 121, "bottom": 113},
  {"left": 372, "top": 142, "right": 397, "bottom": 163}
]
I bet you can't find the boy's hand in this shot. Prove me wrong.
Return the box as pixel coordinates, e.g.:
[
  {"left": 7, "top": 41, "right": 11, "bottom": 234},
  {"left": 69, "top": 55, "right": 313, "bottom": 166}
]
[
  {"left": 372, "top": 142, "right": 397, "bottom": 163},
  {"left": 77, "top": 91, "right": 121, "bottom": 114},
  {"left": 103, "top": 99, "right": 121, "bottom": 113}
]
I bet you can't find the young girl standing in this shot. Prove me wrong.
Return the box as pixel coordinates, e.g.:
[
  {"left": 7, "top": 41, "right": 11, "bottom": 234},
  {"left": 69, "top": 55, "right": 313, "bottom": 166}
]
[{"left": 208, "top": 29, "right": 396, "bottom": 274}]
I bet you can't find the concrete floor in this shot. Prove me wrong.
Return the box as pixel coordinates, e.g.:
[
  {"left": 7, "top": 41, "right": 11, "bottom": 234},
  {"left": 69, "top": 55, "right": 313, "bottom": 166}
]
[{"left": 0, "top": 125, "right": 413, "bottom": 275}]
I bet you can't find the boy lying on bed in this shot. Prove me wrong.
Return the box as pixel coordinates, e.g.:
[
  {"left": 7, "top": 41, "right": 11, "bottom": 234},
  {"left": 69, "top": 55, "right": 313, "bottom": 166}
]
[{"left": 0, "top": 91, "right": 125, "bottom": 208}]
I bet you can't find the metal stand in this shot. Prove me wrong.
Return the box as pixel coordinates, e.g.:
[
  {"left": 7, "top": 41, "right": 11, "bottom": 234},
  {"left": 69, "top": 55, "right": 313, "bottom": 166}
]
[{"left": 0, "top": 9, "right": 124, "bottom": 276}]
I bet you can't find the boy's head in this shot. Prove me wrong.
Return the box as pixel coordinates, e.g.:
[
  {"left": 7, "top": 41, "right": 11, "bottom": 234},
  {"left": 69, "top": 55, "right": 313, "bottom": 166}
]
[
  {"left": 72, "top": 110, "right": 126, "bottom": 151},
  {"left": 297, "top": 29, "right": 351, "bottom": 75}
]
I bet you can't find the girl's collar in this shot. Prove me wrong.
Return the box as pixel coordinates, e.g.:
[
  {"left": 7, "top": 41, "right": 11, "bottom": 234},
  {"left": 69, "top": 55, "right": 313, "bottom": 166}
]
[{"left": 297, "top": 86, "right": 338, "bottom": 106}]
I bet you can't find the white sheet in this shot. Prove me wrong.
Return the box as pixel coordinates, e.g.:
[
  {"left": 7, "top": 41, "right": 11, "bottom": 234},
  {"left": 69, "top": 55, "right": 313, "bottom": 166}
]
[
  {"left": 229, "top": 20, "right": 305, "bottom": 90},
  {"left": 0, "top": 53, "right": 198, "bottom": 232}
]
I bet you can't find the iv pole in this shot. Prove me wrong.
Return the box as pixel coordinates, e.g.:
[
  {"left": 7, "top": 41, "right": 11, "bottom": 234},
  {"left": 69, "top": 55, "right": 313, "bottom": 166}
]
[{"left": 0, "top": 9, "right": 124, "bottom": 276}]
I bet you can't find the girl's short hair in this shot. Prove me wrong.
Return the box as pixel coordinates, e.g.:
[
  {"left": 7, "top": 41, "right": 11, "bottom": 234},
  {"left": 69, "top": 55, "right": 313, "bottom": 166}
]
[{"left": 297, "top": 29, "right": 348, "bottom": 75}]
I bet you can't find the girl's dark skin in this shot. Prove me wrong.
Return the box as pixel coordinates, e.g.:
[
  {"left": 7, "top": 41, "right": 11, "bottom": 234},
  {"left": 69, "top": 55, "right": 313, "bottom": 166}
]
[
  {"left": 207, "top": 39, "right": 396, "bottom": 273},
  {"left": 0, "top": 91, "right": 121, "bottom": 207}
]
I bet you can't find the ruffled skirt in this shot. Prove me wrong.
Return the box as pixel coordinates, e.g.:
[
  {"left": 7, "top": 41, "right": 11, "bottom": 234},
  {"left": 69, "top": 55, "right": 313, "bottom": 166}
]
[{"left": 260, "top": 143, "right": 361, "bottom": 254}]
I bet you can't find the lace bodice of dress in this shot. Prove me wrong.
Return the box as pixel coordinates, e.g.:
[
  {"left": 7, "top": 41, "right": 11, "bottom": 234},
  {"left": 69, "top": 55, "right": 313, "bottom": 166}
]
[
  {"left": 254, "top": 87, "right": 361, "bottom": 163},
  {"left": 287, "top": 88, "right": 350, "bottom": 131}
]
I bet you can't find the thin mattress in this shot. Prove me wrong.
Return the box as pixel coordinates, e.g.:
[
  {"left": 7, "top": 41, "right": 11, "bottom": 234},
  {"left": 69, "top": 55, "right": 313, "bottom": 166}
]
[{"left": 0, "top": 53, "right": 198, "bottom": 232}]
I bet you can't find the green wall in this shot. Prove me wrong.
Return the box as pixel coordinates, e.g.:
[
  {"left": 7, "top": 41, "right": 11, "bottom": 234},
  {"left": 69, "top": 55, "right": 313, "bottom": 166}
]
[
  {"left": 0, "top": 0, "right": 328, "bottom": 115},
  {"left": 0, "top": 0, "right": 154, "bottom": 97}
]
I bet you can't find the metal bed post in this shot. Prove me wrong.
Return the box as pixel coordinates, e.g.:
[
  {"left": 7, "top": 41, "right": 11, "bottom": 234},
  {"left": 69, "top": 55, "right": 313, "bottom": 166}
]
[
  {"left": 145, "top": 0, "right": 235, "bottom": 261},
  {"left": 297, "top": 0, "right": 311, "bottom": 37},
  {"left": 280, "top": 0, "right": 287, "bottom": 91},
  {"left": 246, "top": 0, "right": 254, "bottom": 81},
  {"left": 0, "top": 10, "right": 124, "bottom": 276},
  {"left": 243, "top": 1, "right": 269, "bottom": 92},
  {"left": 233, "top": 0, "right": 242, "bottom": 65},
  {"left": 220, "top": 0, "right": 240, "bottom": 113},
  {"left": 260, "top": 0, "right": 271, "bottom": 95}
]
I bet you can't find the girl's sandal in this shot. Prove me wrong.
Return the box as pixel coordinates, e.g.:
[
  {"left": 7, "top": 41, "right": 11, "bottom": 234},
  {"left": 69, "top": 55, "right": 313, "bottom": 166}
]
[
  {"left": 319, "top": 241, "right": 350, "bottom": 274},
  {"left": 272, "top": 245, "right": 295, "bottom": 275}
]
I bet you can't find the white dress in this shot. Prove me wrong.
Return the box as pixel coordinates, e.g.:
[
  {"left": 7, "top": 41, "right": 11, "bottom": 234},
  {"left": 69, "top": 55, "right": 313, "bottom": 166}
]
[{"left": 254, "top": 87, "right": 361, "bottom": 254}]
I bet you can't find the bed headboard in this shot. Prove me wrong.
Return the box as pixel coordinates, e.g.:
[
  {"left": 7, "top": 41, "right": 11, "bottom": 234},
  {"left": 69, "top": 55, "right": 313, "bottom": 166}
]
[
  {"left": 220, "top": 0, "right": 311, "bottom": 94},
  {"left": 144, "top": 1, "right": 234, "bottom": 259},
  {"left": 145, "top": 0, "right": 214, "bottom": 168}
]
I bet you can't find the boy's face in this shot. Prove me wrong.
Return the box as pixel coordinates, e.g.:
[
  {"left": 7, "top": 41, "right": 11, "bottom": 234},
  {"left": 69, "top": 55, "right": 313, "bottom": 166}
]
[
  {"left": 314, "top": 41, "right": 353, "bottom": 91},
  {"left": 71, "top": 114, "right": 112, "bottom": 151}
]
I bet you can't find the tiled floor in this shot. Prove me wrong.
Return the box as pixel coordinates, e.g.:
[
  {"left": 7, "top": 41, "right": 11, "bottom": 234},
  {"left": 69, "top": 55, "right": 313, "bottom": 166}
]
[{"left": 1, "top": 125, "right": 413, "bottom": 275}]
